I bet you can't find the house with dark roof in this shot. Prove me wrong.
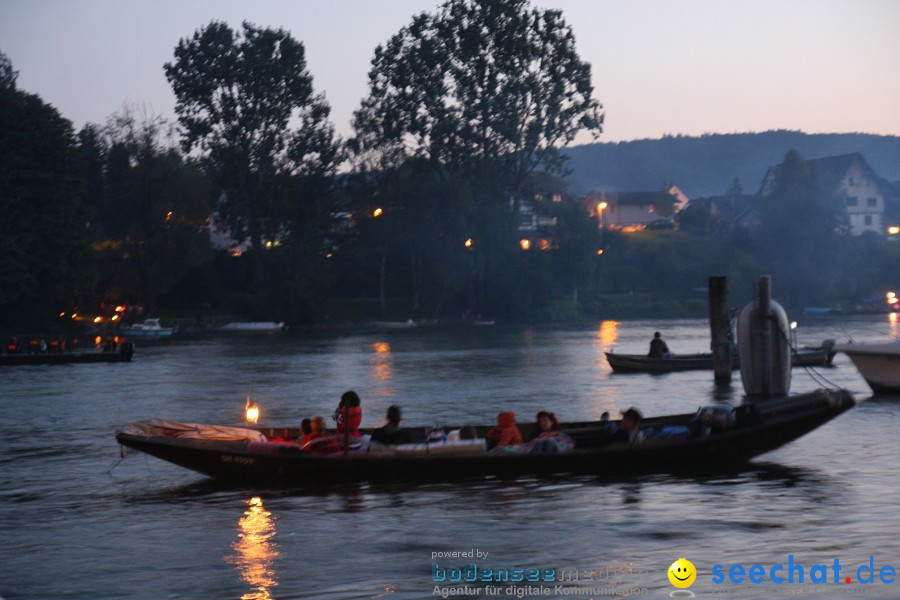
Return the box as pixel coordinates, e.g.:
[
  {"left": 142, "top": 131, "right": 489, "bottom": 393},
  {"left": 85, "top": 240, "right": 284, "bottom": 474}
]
[
  {"left": 758, "top": 152, "right": 891, "bottom": 236},
  {"left": 585, "top": 184, "right": 689, "bottom": 231}
]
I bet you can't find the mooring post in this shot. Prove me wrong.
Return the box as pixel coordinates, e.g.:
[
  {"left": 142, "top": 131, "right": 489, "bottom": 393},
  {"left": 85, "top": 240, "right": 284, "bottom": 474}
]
[
  {"left": 758, "top": 275, "right": 773, "bottom": 395},
  {"left": 708, "top": 276, "right": 732, "bottom": 383}
]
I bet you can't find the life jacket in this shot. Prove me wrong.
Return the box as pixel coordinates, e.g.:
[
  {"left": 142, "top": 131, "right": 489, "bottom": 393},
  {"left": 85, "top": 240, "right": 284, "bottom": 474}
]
[
  {"left": 485, "top": 412, "right": 523, "bottom": 446},
  {"left": 300, "top": 434, "right": 342, "bottom": 455},
  {"left": 336, "top": 406, "right": 362, "bottom": 437}
]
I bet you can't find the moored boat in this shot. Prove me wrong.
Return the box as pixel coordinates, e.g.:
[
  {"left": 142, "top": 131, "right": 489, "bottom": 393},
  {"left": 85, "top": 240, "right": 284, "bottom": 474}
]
[
  {"left": 834, "top": 341, "right": 900, "bottom": 394},
  {"left": 1, "top": 343, "right": 134, "bottom": 366},
  {"left": 218, "top": 321, "right": 286, "bottom": 333},
  {"left": 120, "top": 318, "right": 176, "bottom": 338},
  {"left": 605, "top": 343, "right": 835, "bottom": 374},
  {"left": 116, "top": 388, "right": 854, "bottom": 484}
]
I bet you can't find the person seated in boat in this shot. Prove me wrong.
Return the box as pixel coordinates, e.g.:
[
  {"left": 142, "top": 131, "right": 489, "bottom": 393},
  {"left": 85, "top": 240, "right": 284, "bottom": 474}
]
[
  {"left": 298, "top": 418, "right": 313, "bottom": 444},
  {"left": 526, "top": 411, "right": 575, "bottom": 453},
  {"left": 370, "top": 405, "right": 412, "bottom": 445},
  {"left": 611, "top": 407, "right": 646, "bottom": 444},
  {"left": 648, "top": 332, "right": 670, "bottom": 358},
  {"left": 333, "top": 390, "right": 363, "bottom": 438},
  {"left": 485, "top": 411, "right": 523, "bottom": 449},
  {"left": 299, "top": 415, "right": 341, "bottom": 454}
]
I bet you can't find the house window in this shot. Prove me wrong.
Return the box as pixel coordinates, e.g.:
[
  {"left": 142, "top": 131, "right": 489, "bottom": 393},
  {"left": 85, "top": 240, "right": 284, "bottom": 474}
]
[
  {"left": 864, "top": 215, "right": 873, "bottom": 226},
  {"left": 867, "top": 197, "right": 877, "bottom": 207},
  {"left": 552, "top": 194, "right": 562, "bottom": 203},
  {"left": 846, "top": 197, "right": 858, "bottom": 207}
]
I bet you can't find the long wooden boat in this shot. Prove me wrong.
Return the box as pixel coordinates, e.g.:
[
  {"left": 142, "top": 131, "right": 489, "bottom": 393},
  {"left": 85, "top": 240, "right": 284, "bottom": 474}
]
[
  {"left": 606, "top": 344, "right": 835, "bottom": 374},
  {"left": 115, "top": 389, "right": 854, "bottom": 484},
  {"left": 1, "top": 343, "right": 134, "bottom": 366}
]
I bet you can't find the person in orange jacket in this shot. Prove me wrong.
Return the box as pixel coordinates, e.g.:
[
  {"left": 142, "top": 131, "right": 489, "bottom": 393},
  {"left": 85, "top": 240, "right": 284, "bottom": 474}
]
[
  {"left": 334, "top": 390, "right": 363, "bottom": 438},
  {"left": 485, "top": 411, "right": 523, "bottom": 448}
]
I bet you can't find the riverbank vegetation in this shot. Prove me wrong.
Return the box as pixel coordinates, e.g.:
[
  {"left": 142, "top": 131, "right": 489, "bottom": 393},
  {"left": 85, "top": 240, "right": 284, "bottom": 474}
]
[{"left": 1, "top": 1, "right": 899, "bottom": 333}]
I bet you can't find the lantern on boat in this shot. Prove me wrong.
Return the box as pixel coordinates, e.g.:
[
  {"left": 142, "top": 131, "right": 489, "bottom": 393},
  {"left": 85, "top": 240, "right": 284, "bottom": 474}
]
[{"left": 245, "top": 398, "right": 260, "bottom": 424}]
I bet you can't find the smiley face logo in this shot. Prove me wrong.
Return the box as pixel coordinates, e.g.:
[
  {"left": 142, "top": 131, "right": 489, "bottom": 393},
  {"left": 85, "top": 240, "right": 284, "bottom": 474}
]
[{"left": 668, "top": 558, "right": 696, "bottom": 588}]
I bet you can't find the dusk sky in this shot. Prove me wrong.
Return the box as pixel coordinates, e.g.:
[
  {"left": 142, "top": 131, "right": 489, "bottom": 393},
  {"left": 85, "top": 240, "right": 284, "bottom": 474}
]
[{"left": 2, "top": 0, "right": 899, "bottom": 145}]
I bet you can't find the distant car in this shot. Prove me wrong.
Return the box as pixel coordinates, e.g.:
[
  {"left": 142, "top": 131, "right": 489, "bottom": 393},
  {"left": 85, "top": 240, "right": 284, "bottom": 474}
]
[{"left": 645, "top": 219, "right": 675, "bottom": 230}]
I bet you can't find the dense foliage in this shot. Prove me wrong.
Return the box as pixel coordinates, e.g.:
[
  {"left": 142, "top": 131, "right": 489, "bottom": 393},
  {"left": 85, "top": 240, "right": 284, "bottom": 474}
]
[
  {"left": 0, "top": 57, "right": 90, "bottom": 329},
  {"left": 2, "top": 0, "right": 899, "bottom": 333}
]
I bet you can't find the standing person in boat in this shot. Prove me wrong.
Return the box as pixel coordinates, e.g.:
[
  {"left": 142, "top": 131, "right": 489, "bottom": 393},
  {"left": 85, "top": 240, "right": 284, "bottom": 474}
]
[
  {"left": 333, "top": 390, "right": 363, "bottom": 438},
  {"left": 527, "top": 411, "right": 575, "bottom": 453},
  {"left": 370, "top": 405, "right": 411, "bottom": 445},
  {"left": 648, "top": 331, "right": 671, "bottom": 358},
  {"left": 485, "top": 411, "right": 523, "bottom": 449}
]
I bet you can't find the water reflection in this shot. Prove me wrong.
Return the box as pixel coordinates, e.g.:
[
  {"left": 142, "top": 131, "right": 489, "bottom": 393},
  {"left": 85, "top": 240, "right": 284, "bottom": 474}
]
[
  {"left": 228, "top": 496, "right": 279, "bottom": 600},
  {"left": 598, "top": 320, "right": 619, "bottom": 348},
  {"left": 889, "top": 312, "right": 898, "bottom": 339},
  {"left": 370, "top": 341, "right": 393, "bottom": 382}
]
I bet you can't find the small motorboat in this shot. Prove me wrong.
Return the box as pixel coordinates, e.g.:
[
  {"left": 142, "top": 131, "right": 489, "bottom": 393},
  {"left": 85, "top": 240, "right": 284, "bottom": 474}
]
[
  {"left": 116, "top": 388, "right": 854, "bottom": 485},
  {"left": 120, "top": 318, "right": 176, "bottom": 338},
  {"left": 834, "top": 341, "right": 900, "bottom": 394},
  {"left": 218, "top": 321, "right": 286, "bottom": 333}
]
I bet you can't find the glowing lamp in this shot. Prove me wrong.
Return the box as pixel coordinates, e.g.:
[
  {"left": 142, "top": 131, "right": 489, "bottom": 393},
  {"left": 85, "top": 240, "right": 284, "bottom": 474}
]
[
  {"left": 464, "top": 238, "right": 473, "bottom": 248},
  {"left": 596, "top": 249, "right": 604, "bottom": 255},
  {"left": 93, "top": 316, "right": 103, "bottom": 324},
  {"left": 245, "top": 398, "right": 260, "bottom": 424},
  {"left": 373, "top": 207, "right": 383, "bottom": 217},
  {"left": 888, "top": 226, "right": 900, "bottom": 235},
  {"left": 520, "top": 239, "right": 531, "bottom": 250},
  {"left": 115, "top": 305, "right": 126, "bottom": 312}
]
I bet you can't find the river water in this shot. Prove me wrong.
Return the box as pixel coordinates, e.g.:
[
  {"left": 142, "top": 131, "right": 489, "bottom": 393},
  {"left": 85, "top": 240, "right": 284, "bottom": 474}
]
[{"left": 0, "top": 316, "right": 898, "bottom": 599}]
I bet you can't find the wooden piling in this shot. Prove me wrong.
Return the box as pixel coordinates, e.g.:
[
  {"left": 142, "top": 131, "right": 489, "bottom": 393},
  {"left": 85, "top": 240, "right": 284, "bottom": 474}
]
[{"left": 708, "top": 276, "right": 732, "bottom": 383}]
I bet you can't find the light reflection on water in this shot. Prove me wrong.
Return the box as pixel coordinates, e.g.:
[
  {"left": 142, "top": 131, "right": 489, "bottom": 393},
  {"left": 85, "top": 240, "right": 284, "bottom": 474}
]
[
  {"left": 0, "top": 317, "right": 898, "bottom": 599},
  {"left": 228, "top": 496, "right": 279, "bottom": 600}
]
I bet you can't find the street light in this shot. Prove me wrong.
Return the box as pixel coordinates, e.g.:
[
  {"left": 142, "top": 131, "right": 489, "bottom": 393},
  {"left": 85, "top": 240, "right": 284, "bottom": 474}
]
[
  {"left": 373, "top": 207, "right": 383, "bottom": 217},
  {"left": 597, "top": 201, "right": 608, "bottom": 230}
]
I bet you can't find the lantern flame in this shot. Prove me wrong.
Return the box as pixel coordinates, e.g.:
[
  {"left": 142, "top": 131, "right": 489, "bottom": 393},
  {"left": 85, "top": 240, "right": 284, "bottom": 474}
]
[{"left": 245, "top": 397, "right": 260, "bottom": 424}]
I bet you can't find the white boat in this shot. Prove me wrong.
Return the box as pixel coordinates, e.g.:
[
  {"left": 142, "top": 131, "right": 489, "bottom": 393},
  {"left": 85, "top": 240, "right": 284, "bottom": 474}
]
[
  {"left": 834, "top": 341, "right": 900, "bottom": 394},
  {"left": 120, "top": 318, "right": 176, "bottom": 338},
  {"left": 218, "top": 321, "right": 285, "bottom": 333}
]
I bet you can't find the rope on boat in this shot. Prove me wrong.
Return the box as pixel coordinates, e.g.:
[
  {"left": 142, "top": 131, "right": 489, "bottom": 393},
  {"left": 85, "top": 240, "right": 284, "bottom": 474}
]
[{"left": 774, "top": 320, "right": 842, "bottom": 391}]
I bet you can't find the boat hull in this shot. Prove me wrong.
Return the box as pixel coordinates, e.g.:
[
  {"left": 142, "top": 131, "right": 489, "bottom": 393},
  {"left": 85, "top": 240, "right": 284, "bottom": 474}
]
[
  {"left": 120, "top": 329, "right": 174, "bottom": 338},
  {"left": 606, "top": 347, "right": 834, "bottom": 374},
  {"left": 116, "top": 389, "right": 855, "bottom": 484},
  {"left": 835, "top": 343, "right": 900, "bottom": 394},
  {"left": 1, "top": 345, "right": 133, "bottom": 366}
]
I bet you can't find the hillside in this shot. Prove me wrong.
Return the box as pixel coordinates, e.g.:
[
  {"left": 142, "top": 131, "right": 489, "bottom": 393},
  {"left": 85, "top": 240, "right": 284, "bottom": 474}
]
[{"left": 562, "top": 130, "right": 900, "bottom": 198}]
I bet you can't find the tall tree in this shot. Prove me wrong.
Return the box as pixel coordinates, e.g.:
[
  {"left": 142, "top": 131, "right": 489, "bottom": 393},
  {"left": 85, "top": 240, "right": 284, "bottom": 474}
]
[
  {"left": 352, "top": 0, "right": 602, "bottom": 314},
  {"left": 753, "top": 149, "right": 848, "bottom": 305},
  {"left": 164, "top": 21, "right": 340, "bottom": 285},
  {"left": 85, "top": 107, "right": 212, "bottom": 311},
  {"left": 0, "top": 52, "right": 90, "bottom": 328}
]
